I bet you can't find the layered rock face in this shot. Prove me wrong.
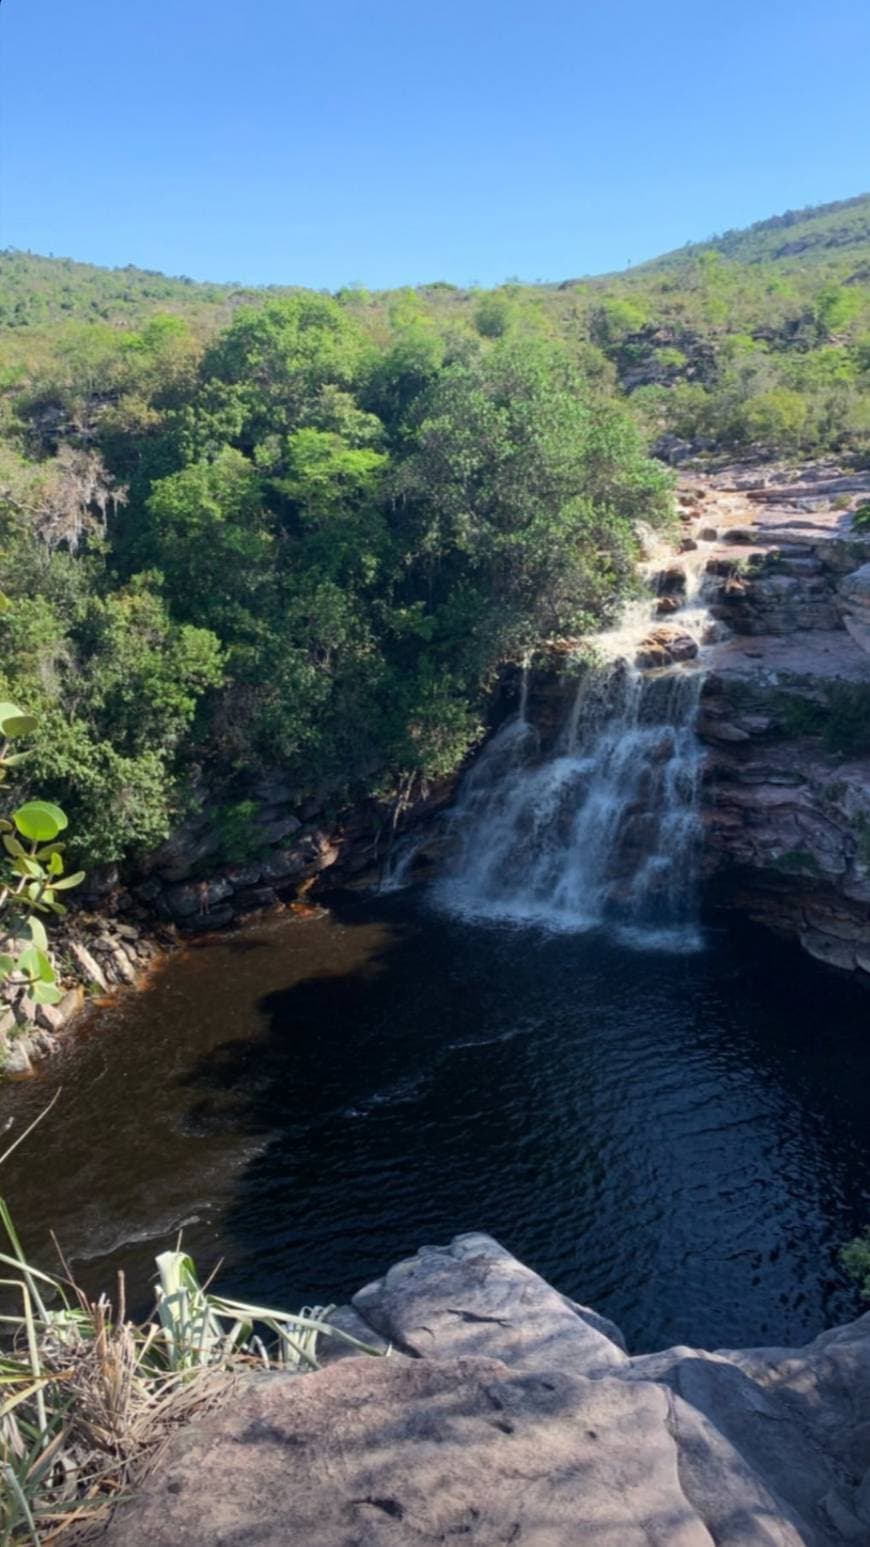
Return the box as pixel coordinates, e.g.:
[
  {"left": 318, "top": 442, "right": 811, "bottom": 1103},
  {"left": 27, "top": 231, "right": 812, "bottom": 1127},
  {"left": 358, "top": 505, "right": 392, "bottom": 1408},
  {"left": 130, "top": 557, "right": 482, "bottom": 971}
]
[
  {"left": 103, "top": 1234, "right": 870, "bottom": 1547},
  {"left": 681, "top": 469, "right": 870, "bottom": 975}
]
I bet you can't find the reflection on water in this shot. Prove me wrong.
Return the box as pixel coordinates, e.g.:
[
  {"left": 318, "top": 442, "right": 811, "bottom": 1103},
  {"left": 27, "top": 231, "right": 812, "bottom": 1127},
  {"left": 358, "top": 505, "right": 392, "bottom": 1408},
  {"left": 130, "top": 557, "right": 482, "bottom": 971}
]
[{"left": 1, "top": 892, "right": 869, "bottom": 1352}]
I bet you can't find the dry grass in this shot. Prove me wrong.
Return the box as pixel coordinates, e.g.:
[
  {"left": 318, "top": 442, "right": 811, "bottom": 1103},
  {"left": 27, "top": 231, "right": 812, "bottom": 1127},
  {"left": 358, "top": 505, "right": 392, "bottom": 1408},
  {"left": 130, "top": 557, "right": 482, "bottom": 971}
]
[{"left": 0, "top": 1099, "right": 385, "bottom": 1544}]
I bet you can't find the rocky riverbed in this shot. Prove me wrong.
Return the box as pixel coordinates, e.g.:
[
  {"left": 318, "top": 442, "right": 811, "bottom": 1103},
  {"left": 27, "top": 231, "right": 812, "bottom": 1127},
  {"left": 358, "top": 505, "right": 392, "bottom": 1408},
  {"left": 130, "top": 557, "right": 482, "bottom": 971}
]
[{"left": 101, "top": 1233, "right": 870, "bottom": 1547}]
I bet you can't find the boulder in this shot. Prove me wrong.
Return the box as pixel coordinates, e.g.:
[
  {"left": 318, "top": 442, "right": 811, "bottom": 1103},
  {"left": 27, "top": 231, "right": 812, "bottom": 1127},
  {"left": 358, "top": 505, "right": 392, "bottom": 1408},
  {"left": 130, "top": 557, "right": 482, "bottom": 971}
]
[
  {"left": 3, "top": 1036, "right": 34, "bottom": 1074},
  {"left": 100, "top": 1235, "right": 870, "bottom": 1547},
  {"left": 260, "top": 847, "right": 309, "bottom": 883},
  {"left": 838, "top": 563, "right": 870, "bottom": 616},
  {"left": 69, "top": 934, "right": 107, "bottom": 983},
  {"left": 635, "top": 626, "right": 699, "bottom": 669},
  {"left": 352, "top": 1233, "right": 628, "bottom": 1375},
  {"left": 255, "top": 812, "right": 302, "bottom": 845},
  {"left": 164, "top": 878, "right": 234, "bottom": 920}
]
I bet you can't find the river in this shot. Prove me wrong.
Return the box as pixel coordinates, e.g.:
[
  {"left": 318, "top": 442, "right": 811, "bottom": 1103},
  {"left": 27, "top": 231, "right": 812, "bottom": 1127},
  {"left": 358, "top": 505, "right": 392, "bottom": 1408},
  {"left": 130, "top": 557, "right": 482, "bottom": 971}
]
[{"left": 1, "top": 891, "right": 868, "bottom": 1353}]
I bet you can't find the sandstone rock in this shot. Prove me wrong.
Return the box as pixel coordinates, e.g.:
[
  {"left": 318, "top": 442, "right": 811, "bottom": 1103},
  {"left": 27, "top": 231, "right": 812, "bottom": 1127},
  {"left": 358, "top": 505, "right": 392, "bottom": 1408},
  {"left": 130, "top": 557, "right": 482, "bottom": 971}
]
[
  {"left": 102, "top": 1355, "right": 717, "bottom": 1547},
  {"left": 165, "top": 878, "right": 233, "bottom": 919},
  {"left": 224, "top": 861, "right": 264, "bottom": 889},
  {"left": 110, "top": 946, "right": 138, "bottom": 985},
  {"left": 101, "top": 1235, "right": 870, "bottom": 1547},
  {"left": 800, "top": 929, "right": 856, "bottom": 971},
  {"left": 654, "top": 563, "right": 687, "bottom": 595},
  {"left": 36, "top": 1000, "right": 65, "bottom": 1033},
  {"left": 70, "top": 941, "right": 108, "bottom": 990},
  {"left": 635, "top": 626, "right": 699, "bottom": 669},
  {"left": 838, "top": 563, "right": 870, "bottom": 615},
  {"left": 255, "top": 812, "right": 302, "bottom": 844},
  {"left": 352, "top": 1233, "right": 628, "bottom": 1375},
  {"left": 2, "top": 1038, "right": 33, "bottom": 1074},
  {"left": 842, "top": 613, "right": 870, "bottom": 655},
  {"left": 55, "top": 986, "right": 84, "bottom": 1026},
  {"left": 153, "top": 824, "right": 223, "bottom": 884},
  {"left": 260, "top": 847, "right": 309, "bottom": 883},
  {"left": 29, "top": 1029, "right": 58, "bottom": 1058}
]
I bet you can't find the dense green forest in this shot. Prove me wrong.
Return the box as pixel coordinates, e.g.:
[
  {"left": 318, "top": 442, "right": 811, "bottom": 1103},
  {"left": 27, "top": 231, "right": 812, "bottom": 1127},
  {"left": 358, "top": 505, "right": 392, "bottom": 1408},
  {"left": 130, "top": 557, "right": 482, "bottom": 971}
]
[{"left": 1, "top": 193, "right": 869, "bottom": 868}]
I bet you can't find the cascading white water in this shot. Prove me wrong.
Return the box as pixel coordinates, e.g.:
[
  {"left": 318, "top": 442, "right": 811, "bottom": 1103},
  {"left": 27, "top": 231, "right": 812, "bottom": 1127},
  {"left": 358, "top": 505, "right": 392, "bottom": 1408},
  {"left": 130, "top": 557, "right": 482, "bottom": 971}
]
[
  {"left": 382, "top": 516, "right": 722, "bottom": 949},
  {"left": 428, "top": 530, "right": 720, "bottom": 949},
  {"left": 431, "top": 662, "right": 706, "bottom": 948}
]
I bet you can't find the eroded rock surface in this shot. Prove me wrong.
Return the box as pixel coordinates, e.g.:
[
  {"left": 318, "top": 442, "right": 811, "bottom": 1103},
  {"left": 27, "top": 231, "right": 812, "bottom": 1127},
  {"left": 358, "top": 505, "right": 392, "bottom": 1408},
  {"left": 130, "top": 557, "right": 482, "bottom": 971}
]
[
  {"left": 665, "top": 470, "right": 870, "bottom": 977},
  {"left": 103, "top": 1235, "right": 870, "bottom": 1547}
]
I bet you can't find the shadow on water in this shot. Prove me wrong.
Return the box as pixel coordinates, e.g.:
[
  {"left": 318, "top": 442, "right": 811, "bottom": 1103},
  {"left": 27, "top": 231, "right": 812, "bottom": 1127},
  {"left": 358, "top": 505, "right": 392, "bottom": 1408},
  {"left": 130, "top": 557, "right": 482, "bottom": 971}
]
[
  {"left": 2, "top": 887, "right": 870, "bottom": 1353},
  {"left": 177, "top": 890, "right": 870, "bottom": 1352}
]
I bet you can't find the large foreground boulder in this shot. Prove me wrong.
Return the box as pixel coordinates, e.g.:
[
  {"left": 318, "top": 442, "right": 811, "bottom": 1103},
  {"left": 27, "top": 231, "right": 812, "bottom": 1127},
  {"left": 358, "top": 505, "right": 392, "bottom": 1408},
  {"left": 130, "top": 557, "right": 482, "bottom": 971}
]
[{"left": 102, "top": 1234, "right": 870, "bottom": 1546}]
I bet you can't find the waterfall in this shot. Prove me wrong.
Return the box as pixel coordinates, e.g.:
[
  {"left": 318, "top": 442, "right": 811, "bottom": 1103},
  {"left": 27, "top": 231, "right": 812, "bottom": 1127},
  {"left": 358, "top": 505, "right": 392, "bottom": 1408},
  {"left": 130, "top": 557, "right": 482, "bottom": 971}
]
[
  {"left": 431, "top": 662, "right": 706, "bottom": 948},
  {"left": 382, "top": 519, "right": 720, "bottom": 949}
]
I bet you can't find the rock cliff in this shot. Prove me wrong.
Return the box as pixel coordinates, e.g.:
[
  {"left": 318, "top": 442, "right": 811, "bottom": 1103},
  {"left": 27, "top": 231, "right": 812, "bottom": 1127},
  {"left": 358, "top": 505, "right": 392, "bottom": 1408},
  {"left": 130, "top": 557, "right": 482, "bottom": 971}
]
[
  {"left": 681, "top": 468, "right": 870, "bottom": 975},
  {"left": 102, "top": 1234, "right": 870, "bottom": 1547}
]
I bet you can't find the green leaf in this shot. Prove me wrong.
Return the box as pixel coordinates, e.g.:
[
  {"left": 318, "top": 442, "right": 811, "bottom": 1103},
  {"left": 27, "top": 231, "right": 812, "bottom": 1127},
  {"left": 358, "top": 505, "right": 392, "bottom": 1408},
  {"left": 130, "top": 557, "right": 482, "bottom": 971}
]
[
  {"left": 48, "top": 850, "right": 64, "bottom": 876},
  {"left": 12, "top": 855, "right": 42, "bottom": 878},
  {"left": 34, "top": 842, "right": 65, "bottom": 861},
  {"left": 28, "top": 917, "right": 48, "bottom": 952},
  {"left": 0, "top": 701, "right": 38, "bottom": 738},
  {"left": 31, "top": 979, "right": 63, "bottom": 1006},
  {"left": 17, "top": 945, "right": 54, "bottom": 983},
  {"left": 13, "top": 801, "right": 68, "bottom": 842},
  {"left": 3, "top": 833, "right": 26, "bottom": 859},
  {"left": 0, "top": 953, "right": 14, "bottom": 980},
  {"left": 49, "top": 871, "right": 84, "bottom": 891}
]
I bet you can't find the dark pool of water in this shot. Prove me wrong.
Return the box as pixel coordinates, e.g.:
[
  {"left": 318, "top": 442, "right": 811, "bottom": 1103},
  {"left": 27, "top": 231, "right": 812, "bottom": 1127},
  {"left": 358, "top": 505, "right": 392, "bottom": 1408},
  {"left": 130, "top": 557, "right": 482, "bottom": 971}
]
[{"left": 1, "top": 893, "right": 869, "bottom": 1352}]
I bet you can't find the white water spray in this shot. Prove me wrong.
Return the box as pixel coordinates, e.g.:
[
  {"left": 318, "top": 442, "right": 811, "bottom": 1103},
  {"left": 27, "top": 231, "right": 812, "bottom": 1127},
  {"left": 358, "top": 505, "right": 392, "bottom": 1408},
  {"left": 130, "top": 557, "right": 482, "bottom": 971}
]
[{"left": 429, "top": 532, "right": 720, "bottom": 950}]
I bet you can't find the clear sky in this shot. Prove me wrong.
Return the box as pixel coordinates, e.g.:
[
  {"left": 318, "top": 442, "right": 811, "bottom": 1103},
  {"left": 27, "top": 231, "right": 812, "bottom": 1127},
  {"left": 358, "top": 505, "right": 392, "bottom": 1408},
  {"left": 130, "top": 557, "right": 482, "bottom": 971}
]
[{"left": 2, "top": 0, "right": 869, "bottom": 290}]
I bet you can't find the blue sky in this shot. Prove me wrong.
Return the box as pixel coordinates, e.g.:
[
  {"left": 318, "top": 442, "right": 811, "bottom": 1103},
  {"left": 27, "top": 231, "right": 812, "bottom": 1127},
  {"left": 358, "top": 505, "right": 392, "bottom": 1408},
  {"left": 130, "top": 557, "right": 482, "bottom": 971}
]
[{"left": 2, "top": 0, "right": 869, "bottom": 289}]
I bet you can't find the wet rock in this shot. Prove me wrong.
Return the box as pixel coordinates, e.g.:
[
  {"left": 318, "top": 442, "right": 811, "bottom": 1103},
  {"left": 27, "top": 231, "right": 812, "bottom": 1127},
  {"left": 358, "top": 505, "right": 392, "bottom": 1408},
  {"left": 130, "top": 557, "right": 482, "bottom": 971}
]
[
  {"left": 224, "top": 861, "right": 263, "bottom": 889},
  {"left": 635, "top": 626, "right": 699, "bottom": 669},
  {"left": 165, "top": 878, "right": 233, "bottom": 919},
  {"left": 655, "top": 594, "right": 681, "bottom": 615},
  {"left": 178, "top": 904, "right": 235, "bottom": 932},
  {"left": 653, "top": 563, "right": 687, "bottom": 596},
  {"left": 233, "top": 886, "right": 279, "bottom": 913},
  {"left": 260, "top": 847, "right": 309, "bottom": 883}
]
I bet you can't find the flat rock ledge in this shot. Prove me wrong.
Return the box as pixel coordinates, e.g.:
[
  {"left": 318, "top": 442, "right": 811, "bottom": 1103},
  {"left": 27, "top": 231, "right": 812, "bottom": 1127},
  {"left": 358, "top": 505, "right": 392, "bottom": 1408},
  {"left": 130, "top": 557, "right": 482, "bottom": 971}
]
[{"left": 103, "top": 1233, "right": 870, "bottom": 1547}]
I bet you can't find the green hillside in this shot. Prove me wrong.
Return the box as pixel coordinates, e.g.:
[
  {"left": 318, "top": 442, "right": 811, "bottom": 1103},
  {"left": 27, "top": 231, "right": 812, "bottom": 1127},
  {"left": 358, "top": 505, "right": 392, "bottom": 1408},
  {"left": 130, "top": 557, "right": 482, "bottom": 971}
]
[
  {"left": 636, "top": 193, "right": 870, "bottom": 274},
  {"left": 1, "top": 198, "right": 869, "bottom": 871}
]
